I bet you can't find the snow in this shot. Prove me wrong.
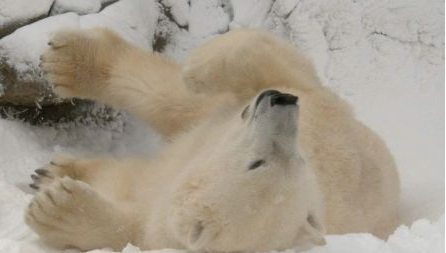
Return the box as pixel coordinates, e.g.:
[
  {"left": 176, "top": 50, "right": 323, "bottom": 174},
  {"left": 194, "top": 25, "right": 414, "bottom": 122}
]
[
  {"left": 161, "top": 0, "right": 190, "bottom": 27},
  {"left": 229, "top": 0, "right": 272, "bottom": 29},
  {"left": 0, "top": 0, "right": 53, "bottom": 36},
  {"left": 0, "top": 0, "right": 444, "bottom": 252},
  {"left": 305, "top": 216, "right": 445, "bottom": 253}
]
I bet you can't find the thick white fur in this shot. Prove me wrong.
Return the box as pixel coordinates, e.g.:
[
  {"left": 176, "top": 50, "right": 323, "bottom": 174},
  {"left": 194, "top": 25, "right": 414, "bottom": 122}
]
[{"left": 26, "top": 28, "right": 400, "bottom": 252}]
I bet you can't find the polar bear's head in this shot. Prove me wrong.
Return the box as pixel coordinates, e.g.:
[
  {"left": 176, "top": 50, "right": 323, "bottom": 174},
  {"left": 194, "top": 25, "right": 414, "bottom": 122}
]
[{"left": 171, "top": 90, "right": 325, "bottom": 252}]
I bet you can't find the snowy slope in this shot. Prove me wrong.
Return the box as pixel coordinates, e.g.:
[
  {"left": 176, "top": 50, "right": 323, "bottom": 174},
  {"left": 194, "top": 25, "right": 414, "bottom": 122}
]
[{"left": 0, "top": 0, "right": 444, "bottom": 252}]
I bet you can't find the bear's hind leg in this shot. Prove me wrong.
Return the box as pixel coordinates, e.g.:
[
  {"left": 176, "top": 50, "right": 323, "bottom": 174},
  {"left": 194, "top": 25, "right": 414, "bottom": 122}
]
[
  {"left": 182, "top": 29, "right": 321, "bottom": 101},
  {"left": 29, "top": 154, "right": 148, "bottom": 201},
  {"left": 26, "top": 176, "right": 140, "bottom": 251}
]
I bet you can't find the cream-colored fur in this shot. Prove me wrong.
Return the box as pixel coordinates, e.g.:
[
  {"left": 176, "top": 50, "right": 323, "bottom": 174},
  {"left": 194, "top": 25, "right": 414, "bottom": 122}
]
[{"left": 26, "top": 28, "right": 400, "bottom": 252}]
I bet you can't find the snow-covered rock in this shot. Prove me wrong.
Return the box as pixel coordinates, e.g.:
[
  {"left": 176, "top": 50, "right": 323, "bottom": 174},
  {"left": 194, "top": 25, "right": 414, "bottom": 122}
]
[
  {"left": 0, "top": 0, "right": 54, "bottom": 38},
  {"left": 0, "top": 0, "right": 159, "bottom": 106},
  {"left": 229, "top": 0, "right": 272, "bottom": 29},
  {"left": 101, "top": 0, "right": 120, "bottom": 6},
  {"left": 188, "top": 0, "right": 231, "bottom": 37},
  {"left": 81, "top": 0, "right": 159, "bottom": 50},
  {"left": 49, "top": 0, "right": 122, "bottom": 16},
  {"left": 160, "top": 0, "right": 190, "bottom": 28},
  {"left": 50, "top": 0, "right": 102, "bottom": 15}
]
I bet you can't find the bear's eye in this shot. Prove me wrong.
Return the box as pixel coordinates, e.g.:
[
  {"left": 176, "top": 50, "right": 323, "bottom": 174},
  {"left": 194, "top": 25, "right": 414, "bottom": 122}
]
[
  {"left": 248, "top": 159, "right": 265, "bottom": 170},
  {"left": 241, "top": 105, "right": 249, "bottom": 119}
]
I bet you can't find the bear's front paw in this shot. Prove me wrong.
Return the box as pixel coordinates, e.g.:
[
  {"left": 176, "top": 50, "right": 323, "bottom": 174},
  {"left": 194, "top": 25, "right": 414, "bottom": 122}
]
[
  {"left": 40, "top": 28, "right": 120, "bottom": 98},
  {"left": 29, "top": 154, "right": 78, "bottom": 190},
  {"left": 25, "top": 177, "right": 106, "bottom": 248}
]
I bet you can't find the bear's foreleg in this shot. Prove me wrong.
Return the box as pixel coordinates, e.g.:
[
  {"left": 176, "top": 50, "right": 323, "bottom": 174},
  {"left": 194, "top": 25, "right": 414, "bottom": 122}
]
[{"left": 41, "top": 28, "right": 230, "bottom": 137}]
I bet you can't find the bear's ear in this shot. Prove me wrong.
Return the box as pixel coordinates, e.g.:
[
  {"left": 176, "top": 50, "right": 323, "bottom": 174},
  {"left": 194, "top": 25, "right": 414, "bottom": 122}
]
[
  {"left": 307, "top": 213, "right": 326, "bottom": 245},
  {"left": 297, "top": 213, "right": 326, "bottom": 246},
  {"left": 187, "top": 221, "right": 219, "bottom": 250}
]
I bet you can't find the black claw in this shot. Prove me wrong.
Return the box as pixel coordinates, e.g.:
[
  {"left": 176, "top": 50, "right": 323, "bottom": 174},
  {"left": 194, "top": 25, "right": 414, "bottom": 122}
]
[
  {"left": 31, "top": 174, "right": 39, "bottom": 180},
  {"left": 29, "top": 184, "right": 39, "bottom": 190},
  {"left": 48, "top": 41, "right": 53, "bottom": 46},
  {"left": 50, "top": 161, "right": 57, "bottom": 166},
  {"left": 35, "top": 168, "right": 48, "bottom": 176}
]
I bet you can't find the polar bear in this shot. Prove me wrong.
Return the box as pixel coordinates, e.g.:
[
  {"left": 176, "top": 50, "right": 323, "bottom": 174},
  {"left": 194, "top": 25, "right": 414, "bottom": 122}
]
[{"left": 26, "top": 28, "right": 400, "bottom": 252}]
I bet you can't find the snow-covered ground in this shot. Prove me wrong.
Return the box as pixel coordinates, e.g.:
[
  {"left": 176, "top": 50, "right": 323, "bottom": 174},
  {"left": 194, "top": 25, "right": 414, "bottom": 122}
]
[{"left": 0, "top": 0, "right": 444, "bottom": 252}]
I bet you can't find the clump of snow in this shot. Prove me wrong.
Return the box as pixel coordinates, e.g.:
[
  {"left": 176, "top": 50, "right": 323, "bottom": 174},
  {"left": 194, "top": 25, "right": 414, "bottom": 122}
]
[{"left": 50, "top": 0, "right": 102, "bottom": 15}]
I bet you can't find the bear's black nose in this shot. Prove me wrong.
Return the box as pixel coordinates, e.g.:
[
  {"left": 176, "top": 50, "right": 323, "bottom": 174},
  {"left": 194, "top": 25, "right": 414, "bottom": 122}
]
[
  {"left": 256, "top": 89, "right": 298, "bottom": 107},
  {"left": 270, "top": 93, "right": 298, "bottom": 107}
]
